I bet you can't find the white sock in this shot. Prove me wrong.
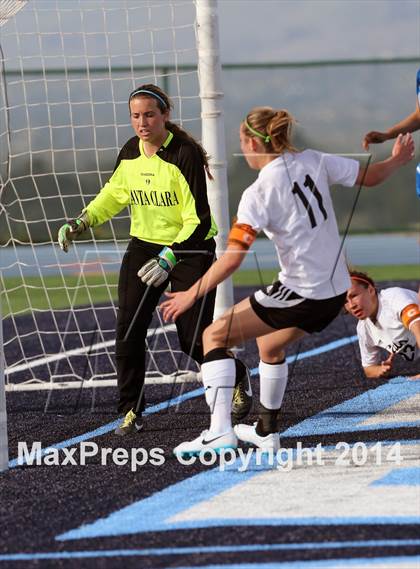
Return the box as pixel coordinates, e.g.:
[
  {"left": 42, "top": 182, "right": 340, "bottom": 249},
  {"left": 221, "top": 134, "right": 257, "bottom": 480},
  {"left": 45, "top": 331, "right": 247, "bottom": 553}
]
[
  {"left": 201, "top": 358, "right": 235, "bottom": 434},
  {"left": 259, "top": 359, "right": 288, "bottom": 410}
]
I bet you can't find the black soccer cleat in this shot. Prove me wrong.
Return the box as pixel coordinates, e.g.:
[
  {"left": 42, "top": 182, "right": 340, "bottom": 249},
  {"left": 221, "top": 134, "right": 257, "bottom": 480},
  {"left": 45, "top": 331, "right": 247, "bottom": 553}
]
[
  {"left": 114, "top": 409, "right": 143, "bottom": 436},
  {"left": 232, "top": 366, "right": 252, "bottom": 421}
]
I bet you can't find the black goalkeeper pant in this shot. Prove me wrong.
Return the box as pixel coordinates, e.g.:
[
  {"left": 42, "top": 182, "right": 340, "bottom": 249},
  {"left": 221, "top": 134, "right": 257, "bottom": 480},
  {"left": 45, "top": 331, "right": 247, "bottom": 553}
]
[{"left": 115, "top": 237, "right": 216, "bottom": 415}]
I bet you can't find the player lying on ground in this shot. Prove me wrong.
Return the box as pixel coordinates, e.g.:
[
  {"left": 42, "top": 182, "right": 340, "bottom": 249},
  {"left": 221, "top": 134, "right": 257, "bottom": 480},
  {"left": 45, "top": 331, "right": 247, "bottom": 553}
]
[
  {"left": 57, "top": 84, "right": 251, "bottom": 436},
  {"left": 160, "top": 105, "right": 415, "bottom": 455},
  {"left": 345, "top": 271, "right": 420, "bottom": 380}
]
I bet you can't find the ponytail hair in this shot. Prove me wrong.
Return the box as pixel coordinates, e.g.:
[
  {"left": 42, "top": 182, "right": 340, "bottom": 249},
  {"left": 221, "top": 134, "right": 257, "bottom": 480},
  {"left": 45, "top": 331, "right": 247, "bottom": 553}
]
[
  {"left": 129, "top": 83, "right": 213, "bottom": 180},
  {"left": 243, "top": 106, "right": 297, "bottom": 154}
]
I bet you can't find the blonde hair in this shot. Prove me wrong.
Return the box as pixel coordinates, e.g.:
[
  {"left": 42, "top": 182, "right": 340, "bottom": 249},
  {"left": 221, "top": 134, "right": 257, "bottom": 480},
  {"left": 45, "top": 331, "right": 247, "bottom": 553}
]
[{"left": 243, "top": 106, "right": 297, "bottom": 154}]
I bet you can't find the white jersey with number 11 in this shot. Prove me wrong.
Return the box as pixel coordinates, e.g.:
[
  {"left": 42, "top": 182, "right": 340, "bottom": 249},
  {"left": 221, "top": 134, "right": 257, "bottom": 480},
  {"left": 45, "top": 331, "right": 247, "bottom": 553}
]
[{"left": 236, "top": 149, "right": 359, "bottom": 300}]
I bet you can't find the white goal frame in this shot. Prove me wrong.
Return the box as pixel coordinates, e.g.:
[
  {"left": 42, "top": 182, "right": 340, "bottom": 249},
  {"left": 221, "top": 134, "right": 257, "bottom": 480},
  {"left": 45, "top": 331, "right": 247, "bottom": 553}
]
[{"left": 0, "top": 0, "right": 231, "bottom": 470}]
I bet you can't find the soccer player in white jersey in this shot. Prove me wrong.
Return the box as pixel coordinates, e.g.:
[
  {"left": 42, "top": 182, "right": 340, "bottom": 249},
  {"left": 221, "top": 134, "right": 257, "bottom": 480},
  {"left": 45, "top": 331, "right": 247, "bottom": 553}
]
[
  {"left": 160, "top": 106, "right": 415, "bottom": 455},
  {"left": 345, "top": 271, "right": 420, "bottom": 380}
]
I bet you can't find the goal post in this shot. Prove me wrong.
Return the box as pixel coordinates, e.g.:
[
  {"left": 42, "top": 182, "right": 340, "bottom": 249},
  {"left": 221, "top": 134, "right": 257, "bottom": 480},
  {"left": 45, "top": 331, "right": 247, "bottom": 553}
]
[
  {"left": 0, "top": 296, "right": 8, "bottom": 471},
  {"left": 0, "top": 0, "right": 30, "bottom": 473},
  {"left": 196, "top": 0, "right": 233, "bottom": 317},
  {"left": 0, "top": 0, "right": 232, "bottom": 400}
]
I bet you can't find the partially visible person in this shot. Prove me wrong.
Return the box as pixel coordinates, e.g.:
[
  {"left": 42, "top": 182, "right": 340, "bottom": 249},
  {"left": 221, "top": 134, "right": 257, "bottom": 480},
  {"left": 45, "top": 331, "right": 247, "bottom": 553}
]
[
  {"left": 345, "top": 271, "right": 420, "bottom": 379},
  {"left": 362, "top": 89, "right": 420, "bottom": 150},
  {"left": 363, "top": 69, "right": 420, "bottom": 300},
  {"left": 160, "top": 106, "right": 415, "bottom": 456}
]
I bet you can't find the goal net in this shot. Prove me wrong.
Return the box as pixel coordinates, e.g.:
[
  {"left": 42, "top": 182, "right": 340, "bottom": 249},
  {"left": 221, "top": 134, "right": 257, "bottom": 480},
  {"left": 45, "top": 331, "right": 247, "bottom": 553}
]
[{"left": 0, "top": 0, "right": 216, "bottom": 396}]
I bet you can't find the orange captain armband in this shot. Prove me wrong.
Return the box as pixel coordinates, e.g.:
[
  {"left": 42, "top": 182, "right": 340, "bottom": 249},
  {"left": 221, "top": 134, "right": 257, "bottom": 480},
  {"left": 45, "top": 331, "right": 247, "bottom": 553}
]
[
  {"left": 228, "top": 223, "right": 257, "bottom": 250},
  {"left": 401, "top": 303, "right": 420, "bottom": 329}
]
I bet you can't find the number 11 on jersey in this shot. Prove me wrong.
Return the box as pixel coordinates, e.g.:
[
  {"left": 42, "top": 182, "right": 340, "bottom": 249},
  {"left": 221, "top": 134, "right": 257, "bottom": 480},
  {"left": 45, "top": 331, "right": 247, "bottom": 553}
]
[{"left": 292, "top": 174, "right": 328, "bottom": 228}]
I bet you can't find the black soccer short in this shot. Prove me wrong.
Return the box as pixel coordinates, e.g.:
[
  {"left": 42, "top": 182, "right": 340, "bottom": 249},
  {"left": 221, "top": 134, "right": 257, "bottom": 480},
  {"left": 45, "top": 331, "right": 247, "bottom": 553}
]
[{"left": 249, "top": 280, "right": 346, "bottom": 333}]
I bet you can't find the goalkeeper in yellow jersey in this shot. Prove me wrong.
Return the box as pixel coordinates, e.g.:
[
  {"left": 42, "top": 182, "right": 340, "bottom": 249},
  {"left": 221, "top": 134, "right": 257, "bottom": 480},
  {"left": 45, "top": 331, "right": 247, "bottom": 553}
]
[{"left": 58, "top": 84, "right": 251, "bottom": 435}]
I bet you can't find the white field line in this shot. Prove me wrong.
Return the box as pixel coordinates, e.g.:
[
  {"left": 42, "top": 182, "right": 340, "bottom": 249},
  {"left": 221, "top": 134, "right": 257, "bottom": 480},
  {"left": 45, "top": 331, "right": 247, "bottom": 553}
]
[
  {"left": 5, "top": 323, "right": 177, "bottom": 376},
  {"left": 5, "top": 370, "right": 200, "bottom": 391}
]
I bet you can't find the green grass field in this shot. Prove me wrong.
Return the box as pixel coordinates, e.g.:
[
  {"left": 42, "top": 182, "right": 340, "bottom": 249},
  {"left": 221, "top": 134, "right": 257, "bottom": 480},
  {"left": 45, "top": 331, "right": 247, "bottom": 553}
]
[
  {"left": 235, "top": 265, "right": 420, "bottom": 287},
  {"left": 2, "top": 274, "right": 118, "bottom": 317},
  {"left": 1, "top": 265, "right": 419, "bottom": 317}
]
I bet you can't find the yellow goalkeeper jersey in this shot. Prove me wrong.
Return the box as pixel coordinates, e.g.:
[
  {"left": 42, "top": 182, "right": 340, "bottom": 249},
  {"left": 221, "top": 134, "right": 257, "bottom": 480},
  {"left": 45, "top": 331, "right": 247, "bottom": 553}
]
[{"left": 85, "top": 131, "right": 218, "bottom": 250}]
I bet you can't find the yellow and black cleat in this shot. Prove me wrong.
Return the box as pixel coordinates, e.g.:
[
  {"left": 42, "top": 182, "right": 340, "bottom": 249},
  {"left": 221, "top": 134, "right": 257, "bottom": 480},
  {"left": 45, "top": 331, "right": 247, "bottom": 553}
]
[
  {"left": 232, "top": 367, "right": 252, "bottom": 421},
  {"left": 114, "top": 409, "right": 143, "bottom": 436}
]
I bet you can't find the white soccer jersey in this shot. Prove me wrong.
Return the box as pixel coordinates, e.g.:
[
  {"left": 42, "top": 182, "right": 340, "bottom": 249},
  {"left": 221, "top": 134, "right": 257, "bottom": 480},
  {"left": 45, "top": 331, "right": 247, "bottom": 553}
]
[
  {"left": 236, "top": 149, "right": 359, "bottom": 299},
  {"left": 357, "top": 287, "right": 420, "bottom": 367}
]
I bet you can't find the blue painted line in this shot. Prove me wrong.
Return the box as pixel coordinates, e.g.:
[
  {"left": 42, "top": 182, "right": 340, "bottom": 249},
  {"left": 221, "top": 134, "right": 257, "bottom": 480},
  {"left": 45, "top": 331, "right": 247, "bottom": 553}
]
[
  {"left": 2, "top": 555, "right": 420, "bottom": 567},
  {"left": 57, "top": 463, "right": 259, "bottom": 539},
  {"left": 1, "top": 540, "right": 420, "bottom": 562},
  {"left": 57, "top": 437, "right": 420, "bottom": 540},
  {"left": 156, "top": 556, "right": 420, "bottom": 569},
  {"left": 58, "top": 515, "right": 420, "bottom": 539},
  {"left": 249, "top": 334, "right": 358, "bottom": 376},
  {"left": 8, "top": 387, "right": 203, "bottom": 469},
  {"left": 8, "top": 334, "right": 357, "bottom": 469},
  {"left": 282, "top": 376, "right": 420, "bottom": 437},
  {"left": 373, "top": 466, "right": 420, "bottom": 486}
]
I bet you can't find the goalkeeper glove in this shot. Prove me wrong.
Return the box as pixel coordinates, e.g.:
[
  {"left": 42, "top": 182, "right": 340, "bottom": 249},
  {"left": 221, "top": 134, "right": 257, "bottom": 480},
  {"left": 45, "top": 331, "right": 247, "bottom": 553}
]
[
  {"left": 58, "top": 212, "right": 90, "bottom": 253},
  {"left": 137, "top": 246, "right": 177, "bottom": 287}
]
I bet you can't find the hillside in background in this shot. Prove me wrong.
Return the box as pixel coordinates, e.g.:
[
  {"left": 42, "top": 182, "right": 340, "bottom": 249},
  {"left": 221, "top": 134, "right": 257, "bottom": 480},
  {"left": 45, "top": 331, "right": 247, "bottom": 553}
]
[
  {"left": 1, "top": 0, "right": 418, "bottom": 244},
  {"left": 1, "top": 125, "right": 418, "bottom": 245},
  {"left": 1, "top": 55, "right": 419, "bottom": 242},
  {"left": 226, "top": 128, "right": 419, "bottom": 234},
  {"left": 222, "top": 61, "right": 419, "bottom": 234}
]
